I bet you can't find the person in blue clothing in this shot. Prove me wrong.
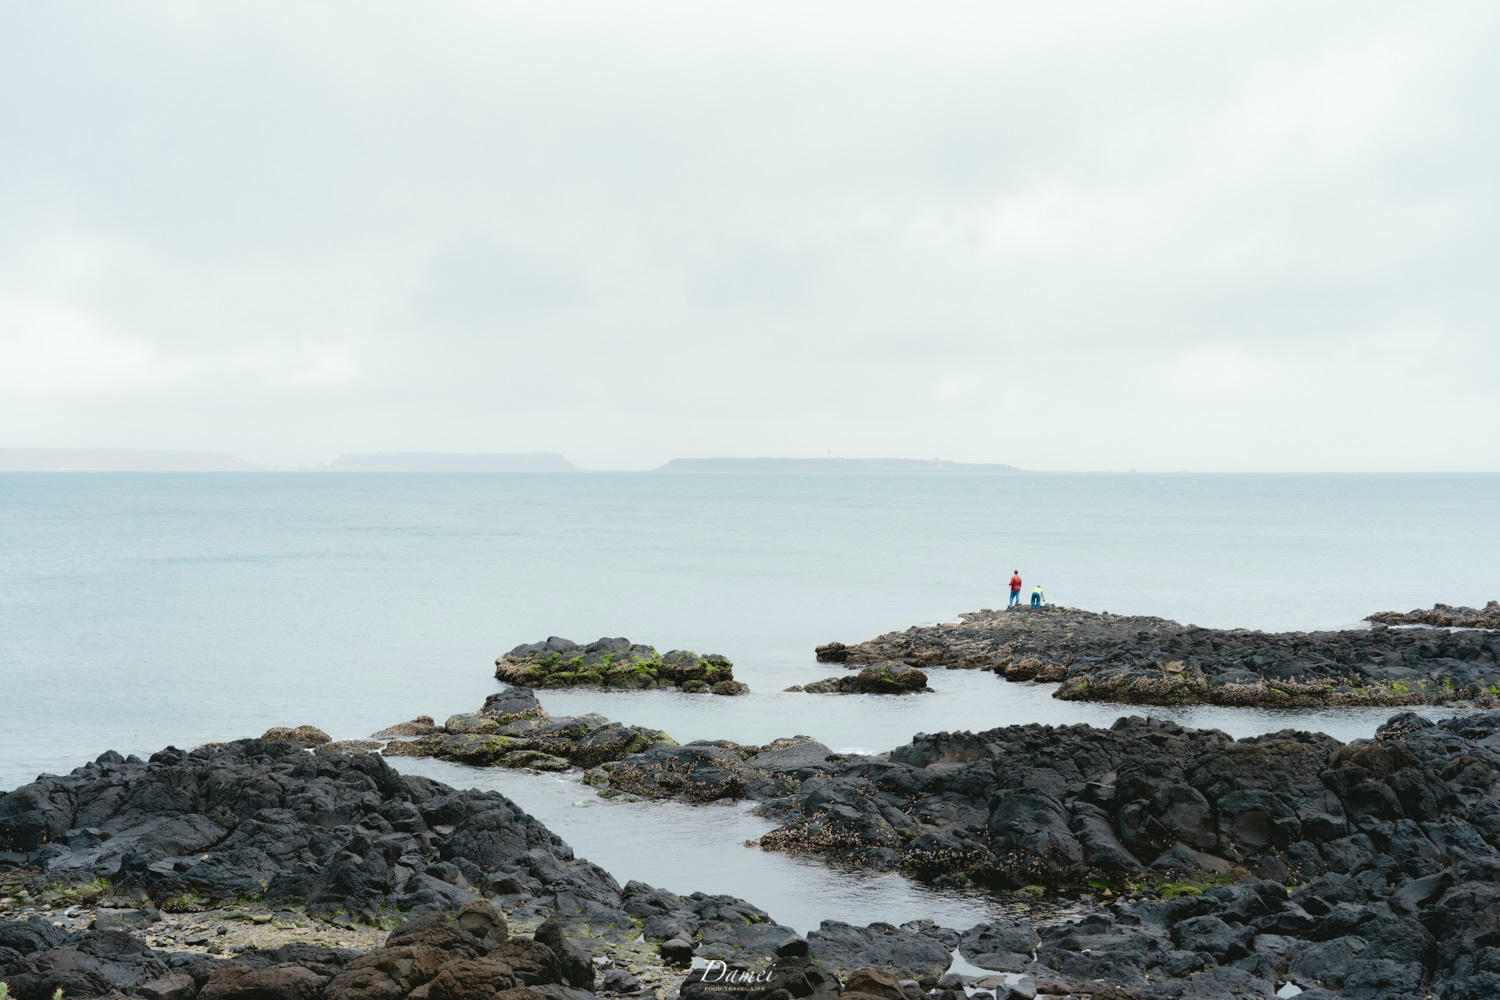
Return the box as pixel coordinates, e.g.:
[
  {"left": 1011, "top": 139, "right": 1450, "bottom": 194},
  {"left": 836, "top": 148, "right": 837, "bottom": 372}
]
[{"left": 1031, "top": 584, "right": 1045, "bottom": 608}]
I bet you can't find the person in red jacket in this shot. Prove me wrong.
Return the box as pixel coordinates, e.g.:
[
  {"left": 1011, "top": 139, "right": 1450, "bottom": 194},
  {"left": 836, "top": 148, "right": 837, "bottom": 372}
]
[{"left": 1008, "top": 570, "right": 1023, "bottom": 607}]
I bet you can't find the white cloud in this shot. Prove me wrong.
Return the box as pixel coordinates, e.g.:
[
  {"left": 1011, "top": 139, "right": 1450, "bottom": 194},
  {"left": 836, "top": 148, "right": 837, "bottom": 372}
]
[
  {"left": 0, "top": 296, "right": 190, "bottom": 397},
  {"left": 0, "top": 1, "right": 1496, "bottom": 469}
]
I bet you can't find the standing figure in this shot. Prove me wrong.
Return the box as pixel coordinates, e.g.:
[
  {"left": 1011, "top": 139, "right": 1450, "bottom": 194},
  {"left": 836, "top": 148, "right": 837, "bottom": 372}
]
[
  {"left": 1031, "top": 584, "right": 1044, "bottom": 608},
  {"left": 1009, "top": 570, "right": 1023, "bottom": 607}
]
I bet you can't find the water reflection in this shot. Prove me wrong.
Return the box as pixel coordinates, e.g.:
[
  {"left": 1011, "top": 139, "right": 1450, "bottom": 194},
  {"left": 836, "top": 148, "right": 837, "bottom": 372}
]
[
  {"left": 393, "top": 757, "right": 1045, "bottom": 933},
  {"left": 393, "top": 671, "right": 1475, "bottom": 933},
  {"left": 531, "top": 667, "right": 1470, "bottom": 752}
]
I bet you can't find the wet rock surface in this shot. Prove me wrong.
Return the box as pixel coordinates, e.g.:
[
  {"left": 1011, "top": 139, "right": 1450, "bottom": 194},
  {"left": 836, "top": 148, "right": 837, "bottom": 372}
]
[
  {"left": 742, "top": 711, "right": 1500, "bottom": 996},
  {"left": 790, "top": 662, "right": 931, "bottom": 695},
  {"left": 584, "top": 737, "right": 843, "bottom": 803},
  {"left": 1366, "top": 600, "right": 1500, "bottom": 630},
  {"left": 819, "top": 605, "right": 1500, "bottom": 707},
  {"left": 11, "top": 714, "right": 1500, "bottom": 996},
  {"left": 379, "top": 689, "right": 678, "bottom": 772},
  {"left": 0, "top": 740, "right": 981, "bottom": 994},
  {"left": 496, "top": 638, "right": 747, "bottom": 695},
  {"left": 0, "top": 899, "right": 676, "bottom": 1000}
]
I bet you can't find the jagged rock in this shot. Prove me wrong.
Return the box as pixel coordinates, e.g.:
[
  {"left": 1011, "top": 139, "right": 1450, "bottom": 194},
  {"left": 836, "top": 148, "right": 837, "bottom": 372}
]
[
  {"left": 200, "top": 961, "right": 328, "bottom": 1000},
  {"left": 259, "top": 725, "right": 332, "bottom": 748},
  {"left": 382, "top": 707, "right": 677, "bottom": 772},
  {"left": 586, "top": 736, "right": 839, "bottom": 803},
  {"left": 1367, "top": 601, "right": 1500, "bottom": 630},
  {"left": 798, "top": 662, "right": 931, "bottom": 695},
  {"left": 371, "top": 715, "right": 441, "bottom": 739},
  {"left": 496, "top": 637, "right": 745, "bottom": 694},
  {"left": 819, "top": 605, "right": 1500, "bottom": 707}
]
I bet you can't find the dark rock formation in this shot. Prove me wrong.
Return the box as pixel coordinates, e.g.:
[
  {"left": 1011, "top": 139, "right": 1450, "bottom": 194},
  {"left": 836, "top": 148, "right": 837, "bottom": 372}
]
[
  {"left": 0, "top": 901, "right": 565, "bottom": 1000},
  {"left": 792, "top": 662, "right": 931, "bottom": 695},
  {"left": 496, "top": 638, "right": 746, "bottom": 695},
  {"left": 13, "top": 718, "right": 1500, "bottom": 996},
  {"left": 740, "top": 711, "right": 1500, "bottom": 997},
  {"left": 379, "top": 690, "right": 676, "bottom": 771},
  {"left": 819, "top": 605, "right": 1500, "bottom": 707},
  {"left": 1367, "top": 600, "right": 1500, "bottom": 630},
  {"left": 0, "top": 738, "right": 856, "bottom": 978},
  {"left": 261, "top": 726, "right": 333, "bottom": 748},
  {"left": 751, "top": 713, "right": 1500, "bottom": 890},
  {"left": 372, "top": 716, "right": 442, "bottom": 739},
  {"left": 585, "top": 737, "right": 841, "bottom": 803}
]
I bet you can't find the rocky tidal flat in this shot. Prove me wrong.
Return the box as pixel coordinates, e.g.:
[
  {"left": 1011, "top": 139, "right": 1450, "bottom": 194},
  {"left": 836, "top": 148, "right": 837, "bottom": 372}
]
[
  {"left": 14, "top": 604, "right": 1500, "bottom": 1000},
  {"left": 817, "top": 605, "right": 1500, "bottom": 708},
  {"left": 10, "top": 710, "right": 1500, "bottom": 998},
  {"left": 1365, "top": 601, "right": 1500, "bottom": 630}
]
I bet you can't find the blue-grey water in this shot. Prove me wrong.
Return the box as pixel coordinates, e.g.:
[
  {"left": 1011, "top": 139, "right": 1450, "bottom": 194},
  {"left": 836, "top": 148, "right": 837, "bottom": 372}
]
[{"left": 3, "top": 472, "right": 1497, "bottom": 929}]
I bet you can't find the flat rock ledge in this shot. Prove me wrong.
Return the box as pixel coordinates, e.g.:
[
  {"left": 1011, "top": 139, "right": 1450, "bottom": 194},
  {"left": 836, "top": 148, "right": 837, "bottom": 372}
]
[
  {"left": 787, "top": 662, "right": 931, "bottom": 695},
  {"left": 380, "top": 688, "right": 677, "bottom": 771},
  {"left": 1367, "top": 600, "right": 1500, "bottom": 630},
  {"left": 817, "top": 604, "right": 1500, "bottom": 708},
  {"left": 497, "top": 637, "right": 748, "bottom": 695}
]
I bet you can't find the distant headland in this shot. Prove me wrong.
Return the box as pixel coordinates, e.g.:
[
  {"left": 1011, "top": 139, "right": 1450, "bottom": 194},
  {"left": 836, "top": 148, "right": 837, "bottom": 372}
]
[
  {"left": 653, "top": 457, "right": 1022, "bottom": 474},
  {"left": 0, "top": 448, "right": 1021, "bottom": 474},
  {"left": 0, "top": 448, "right": 263, "bottom": 471}
]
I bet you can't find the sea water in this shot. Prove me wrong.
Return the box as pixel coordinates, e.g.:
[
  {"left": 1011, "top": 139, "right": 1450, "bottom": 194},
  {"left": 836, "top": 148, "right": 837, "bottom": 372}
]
[{"left": 2, "top": 472, "right": 1497, "bottom": 928}]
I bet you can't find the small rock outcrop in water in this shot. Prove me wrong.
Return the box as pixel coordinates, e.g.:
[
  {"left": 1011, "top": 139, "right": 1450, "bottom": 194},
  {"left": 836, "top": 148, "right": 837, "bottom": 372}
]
[
  {"left": 259, "top": 724, "right": 332, "bottom": 747},
  {"left": 1367, "top": 600, "right": 1500, "bottom": 630},
  {"left": 819, "top": 604, "right": 1500, "bottom": 707},
  {"left": 496, "top": 636, "right": 748, "bottom": 695},
  {"left": 586, "top": 735, "right": 843, "bottom": 803},
  {"left": 791, "top": 661, "right": 931, "bottom": 694},
  {"left": 380, "top": 688, "right": 677, "bottom": 770}
]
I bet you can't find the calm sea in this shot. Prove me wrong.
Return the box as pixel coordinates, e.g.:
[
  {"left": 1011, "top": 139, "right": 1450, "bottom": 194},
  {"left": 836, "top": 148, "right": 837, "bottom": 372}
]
[{"left": 3, "top": 472, "right": 1496, "bottom": 928}]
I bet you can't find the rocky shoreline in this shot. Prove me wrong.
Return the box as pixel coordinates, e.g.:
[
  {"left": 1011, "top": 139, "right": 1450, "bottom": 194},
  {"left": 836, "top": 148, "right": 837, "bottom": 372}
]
[
  {"left": 12, "top": 603, "right": 1500, "bottom": 999},
  {"left": 1366, "top": 601, "right": 1500, "bottom": 630},
  {"left": 10, "top": 704, "right": 1500, "bottom": 997},
  {"left": 0, "top": 736, "right": 1076, "bottom": 1000},
  {"left": 817, "top": 605, "right": 1500, "bottom": 708}
]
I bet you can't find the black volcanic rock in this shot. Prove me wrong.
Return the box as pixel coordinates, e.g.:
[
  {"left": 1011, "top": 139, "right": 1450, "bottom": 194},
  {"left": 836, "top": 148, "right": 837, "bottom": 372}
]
[
  {"left": 585, "top": 737, "right": 841, "bottom": 804},
  {"left": 819, "top": 605, "right": 1500, "bottom": 707},
  {"left": 1367, "top": 600, "right": 1500, "bottom": 630},
  {"left": 11, "top": 718, "right": 1500, "bottom": 996},
  {"left": 496, "top": 637, "right": 746, "bottom": 695},
  {"left": 794, "top": 662, "right": 931, "bottom": 695}
]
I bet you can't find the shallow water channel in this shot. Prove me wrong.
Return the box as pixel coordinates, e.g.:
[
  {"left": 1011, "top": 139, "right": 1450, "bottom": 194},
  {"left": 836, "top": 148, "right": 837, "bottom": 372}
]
[{"left": 389, "top": 669, "right": 1467, "bottom": 934}]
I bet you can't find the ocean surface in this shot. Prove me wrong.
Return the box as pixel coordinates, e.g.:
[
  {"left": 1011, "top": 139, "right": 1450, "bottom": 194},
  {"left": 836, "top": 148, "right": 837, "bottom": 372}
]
[{"left": 3, "top": 472, "right": 1497, "bottom": 929}]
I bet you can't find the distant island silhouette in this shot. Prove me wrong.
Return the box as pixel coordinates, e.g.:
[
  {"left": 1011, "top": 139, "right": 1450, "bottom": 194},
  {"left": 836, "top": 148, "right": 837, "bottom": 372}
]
[
  {"left": 0, "top": 448, "right": 262, "bottom": 471},
  {"left": 0, "top": 449, "right": 1021, "bottom": 474},
  {"left": 653, "top": 457, "right": 1021, "bottom": 474}
]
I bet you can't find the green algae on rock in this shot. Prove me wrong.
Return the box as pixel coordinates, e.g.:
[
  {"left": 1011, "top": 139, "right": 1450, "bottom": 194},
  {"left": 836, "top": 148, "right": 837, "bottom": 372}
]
[
  {"left": 791, "top": 661, "right": 931, "bottom": 694},
  {"left": 496, "top": 636, "right": 747, "bottom": 694},
  {"left": 378, "top": 687, "right": 677, "bottom": 770}
]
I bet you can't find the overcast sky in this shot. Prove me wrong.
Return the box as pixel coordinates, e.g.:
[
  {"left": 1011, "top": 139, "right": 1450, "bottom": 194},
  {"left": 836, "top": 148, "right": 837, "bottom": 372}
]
[{"left": 3, "top": 2, "right": 1497, "bottom": 470}]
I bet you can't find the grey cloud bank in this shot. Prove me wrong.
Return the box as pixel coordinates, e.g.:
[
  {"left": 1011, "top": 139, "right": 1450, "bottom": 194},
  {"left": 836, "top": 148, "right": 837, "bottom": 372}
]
[{"left": 2, "top": 2, "right": 1496, "bottom": 471}]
